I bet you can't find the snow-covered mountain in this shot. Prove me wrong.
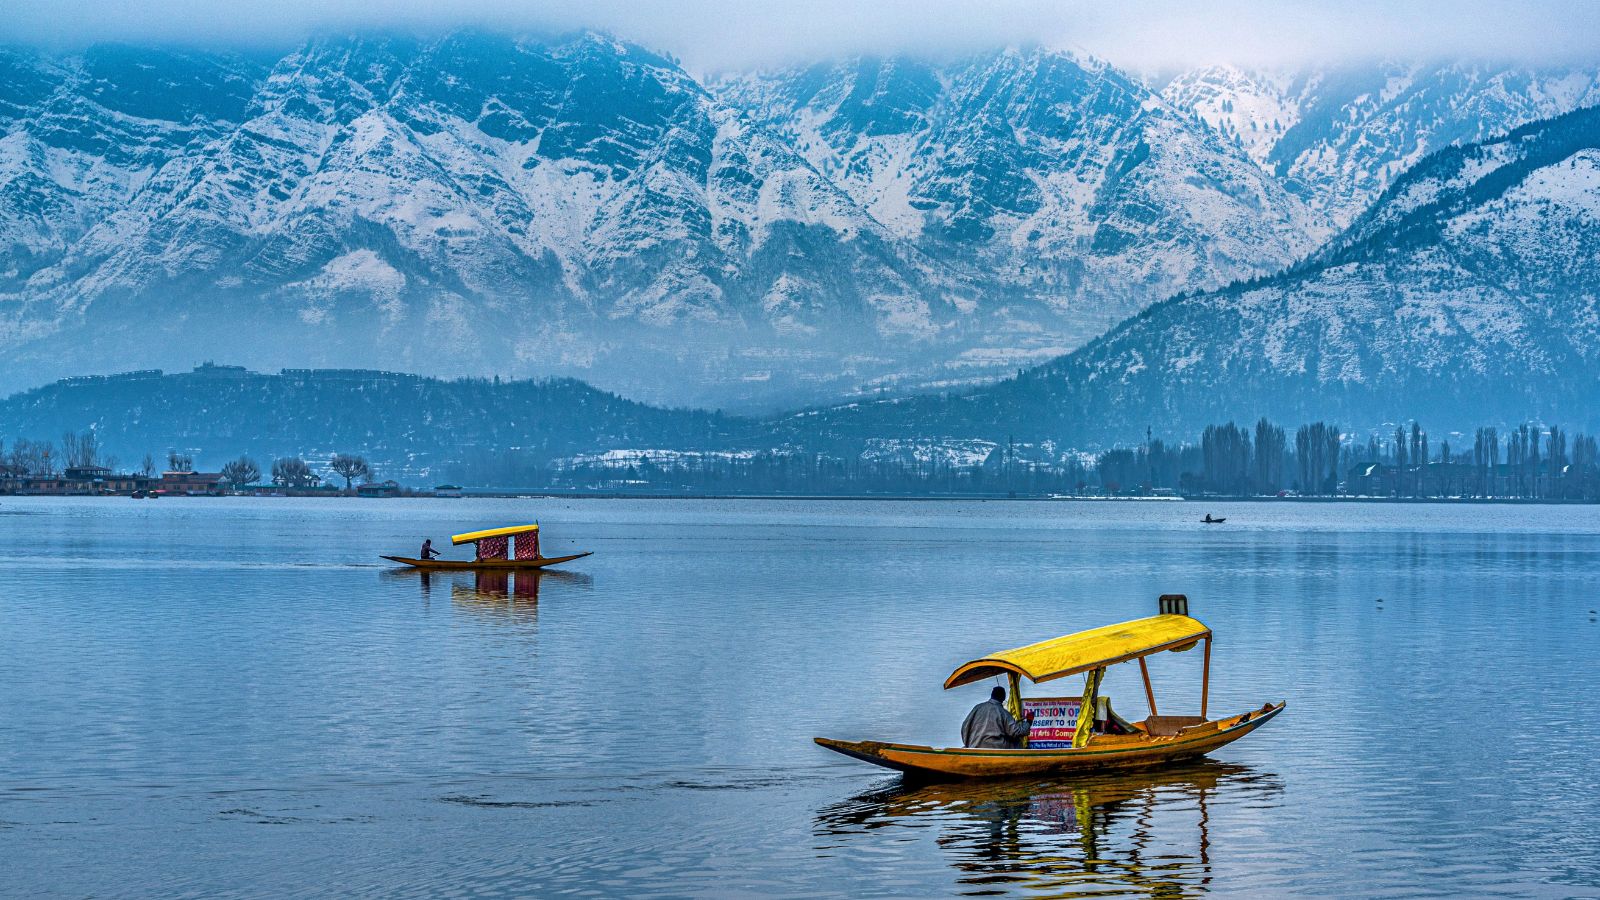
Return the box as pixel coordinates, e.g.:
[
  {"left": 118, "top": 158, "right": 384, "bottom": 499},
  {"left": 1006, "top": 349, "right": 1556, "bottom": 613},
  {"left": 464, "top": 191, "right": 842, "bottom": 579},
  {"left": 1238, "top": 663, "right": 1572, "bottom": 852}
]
[
  {"left": 1160, "top": 61, "right": 1600, "bottom": 227},
  {"left": 0, "top": 44, "right": 268, "bottom": 287},
  {"left": 990, "top": 104, "right": 1600, "bottom": 441},
  {"left": 0, "top": 38, "right": 1344, "bottom": 406},
  {"left": 772, "top": 105, "right": 1600, "bottom": 446},
  {"left": 1, "top": 33, "right": 973, "bottom": 406},
  {"left": 3, "top": 35, "right": 1599, "bottom": 416},
  {"left": 719, "top": 50, "right": 1329, "bottom": 335}
]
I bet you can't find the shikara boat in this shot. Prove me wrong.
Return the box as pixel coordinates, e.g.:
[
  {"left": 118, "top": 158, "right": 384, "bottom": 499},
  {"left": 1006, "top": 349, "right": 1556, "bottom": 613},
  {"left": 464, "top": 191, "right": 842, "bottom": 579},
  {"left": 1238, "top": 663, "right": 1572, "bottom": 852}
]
[
  {"left": 382, "top": 523, "right": 592, "bottom": 571},
  {"left": 816, "top": 595, "right": 1283, "bottom": 780}
]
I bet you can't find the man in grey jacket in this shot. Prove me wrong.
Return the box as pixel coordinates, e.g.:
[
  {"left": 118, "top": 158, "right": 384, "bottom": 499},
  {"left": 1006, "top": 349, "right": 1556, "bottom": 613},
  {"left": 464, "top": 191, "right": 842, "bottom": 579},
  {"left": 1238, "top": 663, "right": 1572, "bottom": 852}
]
[{"left": 961, "top": 686, "right": 1033, "bottom": 748}]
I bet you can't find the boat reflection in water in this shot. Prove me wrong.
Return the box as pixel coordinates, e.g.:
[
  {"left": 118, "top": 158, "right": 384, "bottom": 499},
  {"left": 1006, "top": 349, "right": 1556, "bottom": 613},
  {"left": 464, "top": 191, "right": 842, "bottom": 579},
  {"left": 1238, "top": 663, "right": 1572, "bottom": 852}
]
[
  {"left": 385, "top": 567, "right": 593, "bottom": 620},
  {"left": 816, "top": 762, "right": 1281, "bottom": 897}
]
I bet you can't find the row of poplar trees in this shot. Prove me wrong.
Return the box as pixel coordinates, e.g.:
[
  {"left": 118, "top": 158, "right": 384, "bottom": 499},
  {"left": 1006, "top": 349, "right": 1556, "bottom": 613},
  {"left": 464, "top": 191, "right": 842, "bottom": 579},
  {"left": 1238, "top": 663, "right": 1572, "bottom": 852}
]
[{"left": 1192, "top": 419, "right": 1341, "bottom": 495}]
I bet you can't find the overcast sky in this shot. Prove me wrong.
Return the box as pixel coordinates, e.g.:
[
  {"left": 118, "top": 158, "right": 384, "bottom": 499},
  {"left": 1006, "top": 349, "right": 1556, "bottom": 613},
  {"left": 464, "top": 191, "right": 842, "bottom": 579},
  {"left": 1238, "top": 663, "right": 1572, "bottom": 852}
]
[{"left": 6, "top": 0, "right": 1600, "bottom": 72}]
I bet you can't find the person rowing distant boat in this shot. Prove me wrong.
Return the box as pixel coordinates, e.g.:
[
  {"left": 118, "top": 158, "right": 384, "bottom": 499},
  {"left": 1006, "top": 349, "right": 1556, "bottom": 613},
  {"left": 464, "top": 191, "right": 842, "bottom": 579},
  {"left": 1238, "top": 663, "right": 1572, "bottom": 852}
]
[{"left": 382, "top": 523, "right": 591, "bottom": 571}]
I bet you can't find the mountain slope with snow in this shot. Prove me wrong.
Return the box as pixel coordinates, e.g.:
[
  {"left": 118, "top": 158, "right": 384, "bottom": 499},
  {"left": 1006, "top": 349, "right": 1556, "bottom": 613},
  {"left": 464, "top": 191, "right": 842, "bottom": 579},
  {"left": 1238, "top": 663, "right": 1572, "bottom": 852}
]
[
  {"left": 6, "top": 36, "right": 1335, "bottom": 407},
  {"left": 1, "top": 33, "right": 968, "bottom": 406},
  {"left": 720, "top": 50, "right": 1329, "bottom": 334},
  {"left": 4, "top": 37, "right": 1599, "bottom": 414},
  {"left": 0, "top": 44, "right": 267, "bottom": 288},
  {"left": 1161, "top": 61, "right": 1600, "bottom": 226},
  {"left": 786, "top": 106, "right": 1600, "bottom": 445}
]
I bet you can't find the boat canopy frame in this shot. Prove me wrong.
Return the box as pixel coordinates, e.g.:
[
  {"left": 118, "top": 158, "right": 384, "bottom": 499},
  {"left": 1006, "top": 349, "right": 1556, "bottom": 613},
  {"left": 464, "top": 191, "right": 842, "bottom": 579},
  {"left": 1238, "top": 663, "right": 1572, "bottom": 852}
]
[
  {"left": 451, "top": 523, "right": 540, "bottom": 546},
  {"left": 944, "top": 613, "right": 1215, "bottom": 720}
]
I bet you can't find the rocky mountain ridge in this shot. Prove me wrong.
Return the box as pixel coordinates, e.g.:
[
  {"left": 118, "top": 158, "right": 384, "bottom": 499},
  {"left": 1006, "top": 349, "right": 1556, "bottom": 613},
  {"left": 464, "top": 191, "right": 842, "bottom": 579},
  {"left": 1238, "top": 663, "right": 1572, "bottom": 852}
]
[
  {"left": 2, "top": 33, "right": 1597, "bottom": 416},
  {"left": 779, "top": 105, "right": 1600, "bottom": 444},
  {"left": 1159, "top": 61, "right": 1600, "bottom": 226}
]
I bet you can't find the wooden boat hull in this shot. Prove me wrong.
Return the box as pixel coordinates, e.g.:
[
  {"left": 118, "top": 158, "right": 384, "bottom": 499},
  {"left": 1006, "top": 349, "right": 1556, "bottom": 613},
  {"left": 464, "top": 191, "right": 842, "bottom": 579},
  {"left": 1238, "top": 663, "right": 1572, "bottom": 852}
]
[
  {"left": 380, "top": 552, "right": 592, "bottom": 571},
  {"left": 816, "top": 702, "right": 1283, "bottom": 780}
]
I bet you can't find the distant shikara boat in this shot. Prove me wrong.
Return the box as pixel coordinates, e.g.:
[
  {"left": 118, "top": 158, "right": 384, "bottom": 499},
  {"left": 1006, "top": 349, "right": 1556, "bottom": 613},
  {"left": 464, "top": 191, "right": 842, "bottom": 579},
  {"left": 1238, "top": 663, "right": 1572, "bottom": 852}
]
[
  {"left": 382, "top": 523, "right": 592, "bottom": 570},
  {"left": 816, "top": 595, "right": 1283, "bottom": 780}
]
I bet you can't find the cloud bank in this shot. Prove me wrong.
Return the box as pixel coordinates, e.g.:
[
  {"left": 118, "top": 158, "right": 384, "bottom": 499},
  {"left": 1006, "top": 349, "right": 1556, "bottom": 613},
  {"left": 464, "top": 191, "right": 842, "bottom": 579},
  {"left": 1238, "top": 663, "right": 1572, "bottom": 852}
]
[{"left": 5, "top": 0, "right": 1599, "bottom": 72}]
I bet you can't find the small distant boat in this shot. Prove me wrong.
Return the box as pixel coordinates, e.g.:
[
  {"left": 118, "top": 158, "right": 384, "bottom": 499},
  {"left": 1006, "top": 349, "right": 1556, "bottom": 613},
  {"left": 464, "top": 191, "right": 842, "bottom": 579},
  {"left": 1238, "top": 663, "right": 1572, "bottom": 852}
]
[
  {"left": 1202, "top": 514, "right": 1226, "bottom": 524},
  {"left": 815, "top": 595, "right": 1283, "bottom": 780},
  {"left": 382, "top": 523, "right": 591, "bottom": 571}
]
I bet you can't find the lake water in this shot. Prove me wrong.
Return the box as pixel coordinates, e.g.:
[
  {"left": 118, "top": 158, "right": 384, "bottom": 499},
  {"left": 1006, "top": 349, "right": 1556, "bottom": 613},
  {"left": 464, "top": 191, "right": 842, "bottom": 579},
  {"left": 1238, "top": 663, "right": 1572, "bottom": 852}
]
[{"left": 3, "top": 497, "right": 1599, "bottom": 898}]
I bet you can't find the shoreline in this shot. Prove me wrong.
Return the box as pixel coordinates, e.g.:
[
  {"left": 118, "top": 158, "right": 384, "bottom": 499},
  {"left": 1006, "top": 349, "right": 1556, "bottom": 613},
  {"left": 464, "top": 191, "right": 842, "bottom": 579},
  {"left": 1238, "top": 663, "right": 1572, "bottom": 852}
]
[{"left": 5, "top": 491, "right": 1596, "bottom": 505}]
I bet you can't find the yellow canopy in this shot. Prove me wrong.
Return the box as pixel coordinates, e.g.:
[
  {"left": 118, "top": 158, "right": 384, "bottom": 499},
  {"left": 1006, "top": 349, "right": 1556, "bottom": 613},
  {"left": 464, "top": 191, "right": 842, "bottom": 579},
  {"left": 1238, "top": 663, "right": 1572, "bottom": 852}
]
[
  {"left": 451, "top": 523, "right": 539, "bottom": 545},
  {"left": 944, "top": 614, "right": 1211, "bottom": 689}
]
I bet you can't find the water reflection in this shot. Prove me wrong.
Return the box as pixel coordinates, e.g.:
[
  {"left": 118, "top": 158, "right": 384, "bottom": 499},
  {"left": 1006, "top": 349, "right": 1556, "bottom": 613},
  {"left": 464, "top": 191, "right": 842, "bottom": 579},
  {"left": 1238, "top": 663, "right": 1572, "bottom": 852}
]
[
  {"left": 817, "top": 762, "right": 1282, "bottom": 897},
  {"left": 383, "top": 567, "right": 594, "bottom": 620}
]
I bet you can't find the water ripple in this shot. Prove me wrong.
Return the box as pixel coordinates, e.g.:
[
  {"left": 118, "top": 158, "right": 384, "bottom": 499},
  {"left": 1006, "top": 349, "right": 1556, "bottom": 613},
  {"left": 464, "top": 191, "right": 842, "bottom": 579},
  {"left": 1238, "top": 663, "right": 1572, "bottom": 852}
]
[{"left": 2, "top": 497, "right": 1598, "bottom": 896}]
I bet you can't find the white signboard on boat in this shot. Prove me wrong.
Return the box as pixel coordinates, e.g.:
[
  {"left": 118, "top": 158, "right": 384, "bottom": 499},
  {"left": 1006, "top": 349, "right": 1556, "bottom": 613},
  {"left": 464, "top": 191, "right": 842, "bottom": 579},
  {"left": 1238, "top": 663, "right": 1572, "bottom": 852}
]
[{"left": 1022, "top": 697, "right": 1082, "bottom": 749}]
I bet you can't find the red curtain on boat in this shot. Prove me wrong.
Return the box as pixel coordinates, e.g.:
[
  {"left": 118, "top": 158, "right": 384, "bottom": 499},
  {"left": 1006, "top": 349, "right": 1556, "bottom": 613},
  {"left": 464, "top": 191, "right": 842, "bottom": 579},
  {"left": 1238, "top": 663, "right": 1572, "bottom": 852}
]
[
  {"left": 476, "top": 536, "right": 508, "bottom": 560},
  {"left": 514, "top": 531, "right": 540, "bottom": 559}
]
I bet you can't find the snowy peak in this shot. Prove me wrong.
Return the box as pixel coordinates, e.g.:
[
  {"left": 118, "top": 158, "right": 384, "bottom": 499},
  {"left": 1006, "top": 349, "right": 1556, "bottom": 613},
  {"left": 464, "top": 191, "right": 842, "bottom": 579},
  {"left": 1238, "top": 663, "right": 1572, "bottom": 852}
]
[
  {"left": 723, "top": 48, "right": 1328, "bottom": 315},
  {"left": 1158, "top": 64, "right": 1300, "bottom": 165},
  {"left": 994, "top": 104, "right": 1600, "bottom": 440},
  {"left": 1160, "top": 60, "right": 1600, "bottom": 226}
]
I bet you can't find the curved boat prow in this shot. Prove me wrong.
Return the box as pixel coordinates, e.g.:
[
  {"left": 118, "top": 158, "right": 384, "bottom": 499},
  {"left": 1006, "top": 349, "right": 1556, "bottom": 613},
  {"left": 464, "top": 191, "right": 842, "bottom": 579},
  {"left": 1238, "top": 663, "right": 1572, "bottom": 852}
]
[{"left": 815, "top": 737, "right": 902, "bottom": 770}]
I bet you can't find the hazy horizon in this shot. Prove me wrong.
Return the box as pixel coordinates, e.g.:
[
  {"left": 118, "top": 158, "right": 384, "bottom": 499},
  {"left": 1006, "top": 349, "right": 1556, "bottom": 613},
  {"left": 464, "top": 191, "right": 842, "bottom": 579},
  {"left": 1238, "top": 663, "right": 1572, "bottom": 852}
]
[{"left": 4, "top": 0, "right": 1599, "bottom": 74}]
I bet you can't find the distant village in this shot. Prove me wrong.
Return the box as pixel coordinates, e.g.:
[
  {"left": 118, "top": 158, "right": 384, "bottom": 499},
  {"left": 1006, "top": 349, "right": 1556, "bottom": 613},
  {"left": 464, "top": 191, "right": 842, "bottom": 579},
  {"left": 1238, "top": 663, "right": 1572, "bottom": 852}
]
[
  {"left": 3, "top": 418, "right": 1597, "bottom": 501},
  {"left": 0, "top": 436, "right": 461, "bottom": 498}
]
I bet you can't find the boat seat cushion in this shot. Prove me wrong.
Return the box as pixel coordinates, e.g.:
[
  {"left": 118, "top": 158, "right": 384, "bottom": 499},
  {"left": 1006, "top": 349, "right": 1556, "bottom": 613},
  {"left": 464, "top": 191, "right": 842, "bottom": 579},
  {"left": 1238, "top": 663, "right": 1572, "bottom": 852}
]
[{"left": 1142, "top": 715, "right": 1207, "bottom": 737}]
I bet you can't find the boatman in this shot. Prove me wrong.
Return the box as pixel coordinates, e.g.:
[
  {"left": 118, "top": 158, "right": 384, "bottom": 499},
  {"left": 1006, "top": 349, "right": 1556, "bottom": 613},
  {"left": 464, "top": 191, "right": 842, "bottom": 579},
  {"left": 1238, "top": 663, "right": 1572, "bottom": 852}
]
[
  {"left": 420, "top": 538, "right": 441, "bottom": 560},
  {"left": 961, "top": 686, "right": 1033, "bottom": 749}
]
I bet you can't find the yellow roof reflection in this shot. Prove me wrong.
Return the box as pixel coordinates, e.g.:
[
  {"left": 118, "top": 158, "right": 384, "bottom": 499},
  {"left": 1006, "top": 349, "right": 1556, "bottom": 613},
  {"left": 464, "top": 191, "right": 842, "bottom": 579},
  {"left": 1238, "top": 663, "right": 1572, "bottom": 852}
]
[{"left": 944, "top": 614, "right": 1211, "bottom": 689}]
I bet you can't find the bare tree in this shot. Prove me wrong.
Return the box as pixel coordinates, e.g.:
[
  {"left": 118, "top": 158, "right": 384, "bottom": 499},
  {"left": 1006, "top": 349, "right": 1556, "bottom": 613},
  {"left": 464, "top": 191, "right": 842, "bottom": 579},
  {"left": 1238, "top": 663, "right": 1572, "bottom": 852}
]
[
  {"left": 329, "top": 454, "right": 371, "bottom": 490},
  {"left": 140, "top": 454, "right": 156, "bottom": 477},
  {"left": 271, "top": 457, "right": 318, "bottom": 489},
  {"left": 168, "top": 452, "right": 193, "bottom": 472},
  {"left": 220, "top": 456, "right": 261, "bottom": 489}
]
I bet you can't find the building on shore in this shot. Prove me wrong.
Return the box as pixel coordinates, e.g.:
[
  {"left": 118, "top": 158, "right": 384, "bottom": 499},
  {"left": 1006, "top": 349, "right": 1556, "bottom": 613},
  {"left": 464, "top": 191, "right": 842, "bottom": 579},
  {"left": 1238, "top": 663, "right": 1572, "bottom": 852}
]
[
  {"left": 356, "top": 480, "right": 401, "bottom": 498},
  {"left": 2, "top": 466, "right": 159, "bottom": 496},
  {"left": 160, "top": 470, "right": 226, "bottom": 496}
]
